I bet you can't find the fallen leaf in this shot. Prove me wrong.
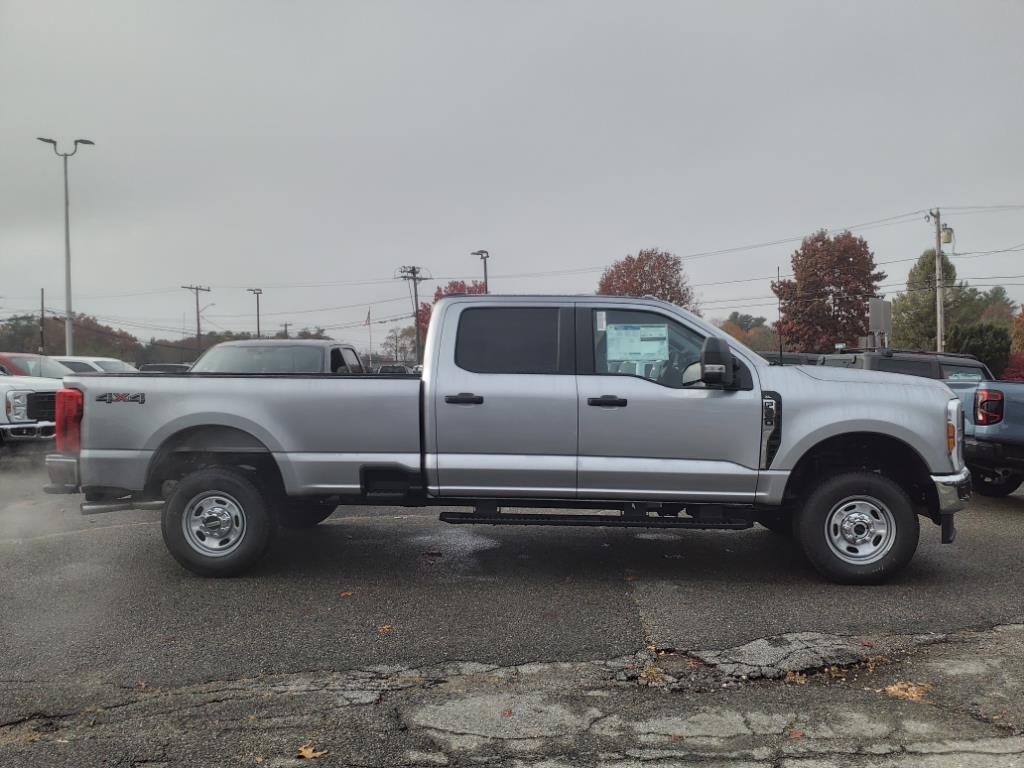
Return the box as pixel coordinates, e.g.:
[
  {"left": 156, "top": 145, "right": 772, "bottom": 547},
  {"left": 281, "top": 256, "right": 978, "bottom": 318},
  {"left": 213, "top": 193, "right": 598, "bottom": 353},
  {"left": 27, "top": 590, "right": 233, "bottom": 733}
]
[
  {"left": 500, "top": 709, "right": 513, "bottom": 718},
  {"left": 880, "top": 682, "right": 932, "bottom": 702},
  {"left": 378, "top": 624, "right": 394, "bottom": 635},
  {"left": 624, "top": 574, "right": 639, "bottom": 582},
  {"left": 785, "top": 671, "right": 808, "bottom": 685},
  {"left": 686, "top": 658, "right": 701, "bottom": 669},
  {"left": 339, "top": 591, "right": 354, "bottom": 598},
  {"left": 639, "top": 663, "right": 665, "bottom": 684},
  {"left": 786, "top": 728, "right": 805, "bottom": 741},
  {"left": 669, "top": 735, "right": 683, "bottom": 742},
  {"left": 296, "top": 744, "right": 328, "bottom": 759},
  {"left": 860, "top": 639, "right": 875, "bottom": 648}
]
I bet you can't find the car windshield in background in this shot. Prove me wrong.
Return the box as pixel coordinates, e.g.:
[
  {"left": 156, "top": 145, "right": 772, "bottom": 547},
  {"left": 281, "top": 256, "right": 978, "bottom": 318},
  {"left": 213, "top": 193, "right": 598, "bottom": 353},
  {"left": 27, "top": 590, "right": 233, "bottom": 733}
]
[
  {"left": 96, "top": 360, "right": 139, "bottom": 373},
  {"left": 191, "top": 345, "right": 324, "bottom": 374},
  {"left": 9, "top": 355, "right": 73, "bottom": 379},
  {"left": 942, "top": 364, "right": 991, "bottom": 381},
  {"left": 59, "top": 360, "right": 96, "bottom": 373}
]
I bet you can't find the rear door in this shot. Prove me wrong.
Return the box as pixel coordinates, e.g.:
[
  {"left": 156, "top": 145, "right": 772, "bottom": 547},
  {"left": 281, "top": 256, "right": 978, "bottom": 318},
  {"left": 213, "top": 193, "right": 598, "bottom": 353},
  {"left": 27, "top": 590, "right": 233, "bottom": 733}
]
[
  {"left": 430, "top": 303, "right": 577, "bottom": 497},
  {"left": 575, "top": 304, "right": 763, "bottom": 502}
]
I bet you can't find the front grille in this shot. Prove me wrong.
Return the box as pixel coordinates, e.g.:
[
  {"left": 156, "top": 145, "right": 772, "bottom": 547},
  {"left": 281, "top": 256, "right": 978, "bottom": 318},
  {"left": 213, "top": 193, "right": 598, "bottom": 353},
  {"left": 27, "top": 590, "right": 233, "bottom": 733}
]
[{"left": 27, "top": 392, "right": 56, "bottom": 422}]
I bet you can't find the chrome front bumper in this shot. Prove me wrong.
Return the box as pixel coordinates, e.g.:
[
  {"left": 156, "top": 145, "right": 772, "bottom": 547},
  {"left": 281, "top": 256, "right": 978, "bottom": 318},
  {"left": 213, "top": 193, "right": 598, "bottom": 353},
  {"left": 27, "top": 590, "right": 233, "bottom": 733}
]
[
  {"left": 932, "top": 466, "right": 972, "bottom": 514},
  {"left": 0, "top": 421, "right": 56, "bottom": 441},
  {"left": 931, "top": 466, "right": 971, "bottom": 544}
]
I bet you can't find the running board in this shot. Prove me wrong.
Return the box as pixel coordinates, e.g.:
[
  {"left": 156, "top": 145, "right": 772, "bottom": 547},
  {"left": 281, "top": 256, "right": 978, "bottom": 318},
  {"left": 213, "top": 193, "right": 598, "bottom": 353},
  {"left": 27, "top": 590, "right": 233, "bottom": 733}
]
[{"left": 438, "top": 510, "right": 753, "bottom": 530}]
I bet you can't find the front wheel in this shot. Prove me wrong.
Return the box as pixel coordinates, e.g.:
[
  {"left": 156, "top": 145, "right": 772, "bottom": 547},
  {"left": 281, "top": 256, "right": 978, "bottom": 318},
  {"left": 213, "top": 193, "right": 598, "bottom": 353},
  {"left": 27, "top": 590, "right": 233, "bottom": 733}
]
[
  {"left": 972, "top": 469, "right": 1023, "bottom": 497},
  {"left": 794, "top": 472, "right": 919, "bottom": 585},
  {"left": 162, "top": 467, "right": 277, "bottom": 577}
]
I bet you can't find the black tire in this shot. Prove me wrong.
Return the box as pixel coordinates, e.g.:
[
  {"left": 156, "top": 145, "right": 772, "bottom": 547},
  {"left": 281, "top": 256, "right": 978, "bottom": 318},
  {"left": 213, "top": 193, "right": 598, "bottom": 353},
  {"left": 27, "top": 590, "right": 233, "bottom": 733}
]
[
  {"left": 279, "top": 502, "right": 337, "bottom": 529},
  {"left": 794, "top": 471, "right": 919, "bottom": 585},
  {"left": 758, "top": 510, "right": 793, "bottom": 536},
  {"left": 973, "top": 470, "right": 1023, "bottom": 497},
  {"left": 162, "top": 467, "right": 277, "bottom": 577}
]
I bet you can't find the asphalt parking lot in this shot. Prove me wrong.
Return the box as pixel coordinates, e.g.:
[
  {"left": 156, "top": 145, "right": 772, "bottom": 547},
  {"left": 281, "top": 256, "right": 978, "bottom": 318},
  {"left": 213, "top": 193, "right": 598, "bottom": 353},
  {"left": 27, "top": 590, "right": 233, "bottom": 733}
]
[{"left": 2, "top": 462, "right": 1023, "bottom": 767}]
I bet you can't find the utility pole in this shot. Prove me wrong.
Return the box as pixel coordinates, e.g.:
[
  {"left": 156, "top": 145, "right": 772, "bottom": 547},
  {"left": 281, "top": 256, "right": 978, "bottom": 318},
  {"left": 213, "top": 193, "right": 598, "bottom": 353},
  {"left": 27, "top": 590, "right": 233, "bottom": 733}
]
[
  {"left": 777, "top": 266, "right": 783, "bottom": 362},
  {"left": 398, "top": 266, "right": 428, "bottom": 363},
  {"left": 281, "top": 322, "right": 290, "bottom": 339},
  {"left": 37, "top": 137, "right": 94, "bottom": 354},
  {"left": 929, "top": 209, "right": 945, "bottom": 352},
  {"left": 39, "top": 289, "right": 45, "bottom": 353},
  {"left": 247, "top": 288, "right": 263, "bottom": 337},
  {"left": 181, "top": 285, "right": 211, "bottom": 354},
  {"left": 471, "top": 250, "right": 490, "bottom": 293}
]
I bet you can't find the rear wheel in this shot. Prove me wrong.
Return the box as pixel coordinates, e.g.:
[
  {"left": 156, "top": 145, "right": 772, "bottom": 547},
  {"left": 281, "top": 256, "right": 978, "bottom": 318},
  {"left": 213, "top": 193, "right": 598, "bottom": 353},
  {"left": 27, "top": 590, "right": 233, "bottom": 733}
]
[
  {"left": 162, "top": 467, "right": 276, "bottom": 577},
  {"left": 973, "top": 469, "right": 1023, "bottom": 497},
  {"left": 794, "top": 472, "right": 919, "bottom": 585}
]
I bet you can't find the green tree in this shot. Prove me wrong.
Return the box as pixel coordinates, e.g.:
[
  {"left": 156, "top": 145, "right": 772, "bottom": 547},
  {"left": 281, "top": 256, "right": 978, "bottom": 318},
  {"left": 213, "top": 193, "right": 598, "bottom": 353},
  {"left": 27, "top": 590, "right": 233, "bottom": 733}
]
[
  {"left": 772, "top": 230, "right": 886, "bottom": 353},
  {"left": 946, "top": 323, "right": 1012, "bottom": 377},
  {"left": 891, "top": 251, "right": 1018, "bottom": 349},
  {"left": 726, "top": 312, "right": 766, "bottom": 333}
]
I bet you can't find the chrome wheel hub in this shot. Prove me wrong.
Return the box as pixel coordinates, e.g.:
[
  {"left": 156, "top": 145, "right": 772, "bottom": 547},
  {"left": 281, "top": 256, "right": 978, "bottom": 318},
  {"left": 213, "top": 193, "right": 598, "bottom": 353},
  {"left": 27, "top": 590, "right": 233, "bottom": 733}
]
[
  {"left": 182, "top": 492, "right": 247, "bottom": 557},
  {"left": 825, "top": 496, "right": 895, "bottom": 565}
]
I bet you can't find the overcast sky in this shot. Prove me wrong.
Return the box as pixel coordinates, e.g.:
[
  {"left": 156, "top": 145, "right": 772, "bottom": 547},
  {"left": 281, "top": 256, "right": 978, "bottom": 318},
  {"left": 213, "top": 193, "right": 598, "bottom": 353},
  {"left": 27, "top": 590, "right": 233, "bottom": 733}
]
[{"left": 2, "top": 0, "right": 1023, "bottom": 348}]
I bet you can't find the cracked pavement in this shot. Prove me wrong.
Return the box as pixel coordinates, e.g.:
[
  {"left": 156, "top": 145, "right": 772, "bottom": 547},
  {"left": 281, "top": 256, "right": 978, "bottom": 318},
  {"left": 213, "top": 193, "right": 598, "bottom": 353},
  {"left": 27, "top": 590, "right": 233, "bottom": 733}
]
[{"left": 1, "top": 465, "right": 1023, "bottom": 766}]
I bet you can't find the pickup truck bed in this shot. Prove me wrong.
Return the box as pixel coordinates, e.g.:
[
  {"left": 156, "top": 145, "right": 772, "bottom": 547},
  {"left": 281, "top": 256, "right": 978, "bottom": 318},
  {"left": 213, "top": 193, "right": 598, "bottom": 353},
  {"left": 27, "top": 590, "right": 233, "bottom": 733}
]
[{"left": 45, "top": 295, "right": 971, "bottom": 584}]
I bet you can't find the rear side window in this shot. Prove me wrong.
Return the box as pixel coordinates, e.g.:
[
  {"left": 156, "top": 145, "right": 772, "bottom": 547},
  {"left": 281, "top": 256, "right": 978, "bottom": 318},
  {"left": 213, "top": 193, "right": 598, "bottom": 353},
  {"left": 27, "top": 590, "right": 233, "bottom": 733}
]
[
  {"left": 875, "top": 358, "right": 935, "bottom": 378},
  {"left": 456, "top": 307, "right": 564, "bottom": 374},
  {"left": 941, "top": 364, "right": 989, "bottom": 381}
]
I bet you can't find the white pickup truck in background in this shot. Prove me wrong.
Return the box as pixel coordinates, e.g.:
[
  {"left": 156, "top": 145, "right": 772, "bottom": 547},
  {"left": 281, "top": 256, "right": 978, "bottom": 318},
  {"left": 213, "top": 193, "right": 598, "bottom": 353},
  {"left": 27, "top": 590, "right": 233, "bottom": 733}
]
[
  {"left": 45, "top": 295, "right": 971, "bottom": 584},
  {"left": 1, "top": 373, "right": 58, "bottom": 459}
]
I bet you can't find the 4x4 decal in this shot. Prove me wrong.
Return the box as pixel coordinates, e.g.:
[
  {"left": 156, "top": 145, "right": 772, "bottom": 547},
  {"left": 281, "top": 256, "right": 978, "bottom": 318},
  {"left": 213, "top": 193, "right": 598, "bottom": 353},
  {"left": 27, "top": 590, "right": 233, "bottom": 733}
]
[{"left": 95, "top": 392, "right": 146, "bottom": 404}]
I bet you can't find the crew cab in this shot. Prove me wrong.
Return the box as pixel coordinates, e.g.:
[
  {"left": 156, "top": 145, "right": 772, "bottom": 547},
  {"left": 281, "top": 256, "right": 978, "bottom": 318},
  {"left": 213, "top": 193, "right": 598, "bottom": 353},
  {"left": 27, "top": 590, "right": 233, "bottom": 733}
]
[
  {"left": 1, "top": 374, "right": 59, "bottom": 457},
  {"left": 44, "top": 295, "right": 971, "bottom": 584}
]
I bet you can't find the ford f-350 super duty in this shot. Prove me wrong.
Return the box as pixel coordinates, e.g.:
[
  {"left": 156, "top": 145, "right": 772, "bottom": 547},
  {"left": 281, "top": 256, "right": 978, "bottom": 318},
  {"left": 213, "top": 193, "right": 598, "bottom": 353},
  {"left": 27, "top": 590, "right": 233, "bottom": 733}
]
[{"left": 44, "top": 295, "right": 971, "bottom": 583}]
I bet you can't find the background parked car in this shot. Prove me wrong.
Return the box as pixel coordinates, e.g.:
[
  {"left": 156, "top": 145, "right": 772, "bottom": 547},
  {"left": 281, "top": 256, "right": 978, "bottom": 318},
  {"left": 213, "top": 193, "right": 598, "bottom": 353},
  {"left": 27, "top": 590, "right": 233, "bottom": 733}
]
[
  {"left": 51, "top": 356, "right": 139, "bottom": 374},
  {"left": 190, "top": 340, "right": 365, "bottom": 374},
  {"left": 0, "top": 353, "right": 73, "bottom": 379},
  {"left": 0, "top": 372, "right": 59, "bottom": 458},
  {"left": 818, "top": 348, "right": 992, "bottom": 380}
]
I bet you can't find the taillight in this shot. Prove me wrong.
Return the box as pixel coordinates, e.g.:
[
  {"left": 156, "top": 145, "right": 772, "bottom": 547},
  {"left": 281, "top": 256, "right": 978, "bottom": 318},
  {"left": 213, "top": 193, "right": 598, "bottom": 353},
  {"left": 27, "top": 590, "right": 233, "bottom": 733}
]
[
  {"left": 55, "top": 388, "right": 84, "bottom": 453},
  {"left": 975, "top": 389, "right": 1004, "bottom": 426}
]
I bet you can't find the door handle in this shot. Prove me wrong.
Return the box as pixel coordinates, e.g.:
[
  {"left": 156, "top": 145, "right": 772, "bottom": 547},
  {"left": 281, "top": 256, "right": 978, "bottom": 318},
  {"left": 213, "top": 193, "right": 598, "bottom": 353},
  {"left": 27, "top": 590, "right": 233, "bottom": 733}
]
[
  {"left": 587, "top": 395, "right": 628, "bottom": 407},
  {"left": 445, "top": 393, "right": 484, "bottom": 405}
]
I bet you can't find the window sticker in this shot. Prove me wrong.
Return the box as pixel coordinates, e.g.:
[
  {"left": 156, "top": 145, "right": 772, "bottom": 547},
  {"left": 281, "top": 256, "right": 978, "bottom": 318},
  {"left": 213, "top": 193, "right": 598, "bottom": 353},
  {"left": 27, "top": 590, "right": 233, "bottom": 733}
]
[
  {"left": 596, "top": 311, "right": 607, "bottom": 332},
  {"left": 606, "top": 323, "right": 668, "bottom": 362}
]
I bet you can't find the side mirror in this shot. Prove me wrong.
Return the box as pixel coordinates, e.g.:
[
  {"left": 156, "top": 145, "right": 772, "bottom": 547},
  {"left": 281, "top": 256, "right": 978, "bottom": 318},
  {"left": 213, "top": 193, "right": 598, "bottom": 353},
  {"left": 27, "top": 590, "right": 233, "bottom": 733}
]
[{"left": 701, "top": 337, "right": 735, "bottom": 388}]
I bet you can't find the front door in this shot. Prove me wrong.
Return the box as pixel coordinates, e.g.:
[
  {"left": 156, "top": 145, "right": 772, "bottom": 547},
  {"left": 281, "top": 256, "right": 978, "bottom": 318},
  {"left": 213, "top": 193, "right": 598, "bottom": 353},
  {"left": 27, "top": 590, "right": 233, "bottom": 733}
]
[
  {"left": 575, "top": 305, "right": 762, "bottom": 503},
  {"left": 431, "top": 303, "right": 577, "bottom": 497}
]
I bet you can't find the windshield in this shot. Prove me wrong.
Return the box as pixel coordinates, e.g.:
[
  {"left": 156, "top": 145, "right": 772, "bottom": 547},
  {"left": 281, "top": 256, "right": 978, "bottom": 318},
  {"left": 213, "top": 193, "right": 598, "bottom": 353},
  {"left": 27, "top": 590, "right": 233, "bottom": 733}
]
[
  {"left": 191, "top": 345, "right": 325, "bottom": 374},
  {"left": 942, "top": 363, "right": 991, "bottom": 381},
  {"left": 96, "top": 360, "right": 139, "bottom": 373},
  {"left": 8, "top": 355, "right": 73, "bottom": 379}
]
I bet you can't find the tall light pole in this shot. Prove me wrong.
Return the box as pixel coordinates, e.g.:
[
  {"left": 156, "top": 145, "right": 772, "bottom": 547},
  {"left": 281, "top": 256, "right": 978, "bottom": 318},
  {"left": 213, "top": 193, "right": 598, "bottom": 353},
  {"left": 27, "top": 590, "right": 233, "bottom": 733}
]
[
  {"left": 471, "top": 250, "right": 490, "bottom": 293},
  {"left": 37, "top": 137, "right": 94, "bottom": 354},
  {"left": 248, "top": 288, "right": 263, "bottom": 337}
]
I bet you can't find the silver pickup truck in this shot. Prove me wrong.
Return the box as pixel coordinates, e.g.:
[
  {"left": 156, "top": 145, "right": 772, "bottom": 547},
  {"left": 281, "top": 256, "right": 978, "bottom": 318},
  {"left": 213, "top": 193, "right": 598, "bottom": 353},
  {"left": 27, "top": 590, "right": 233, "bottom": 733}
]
[{"left": 44, "top": 295, "right": 971, "bottom": 584}]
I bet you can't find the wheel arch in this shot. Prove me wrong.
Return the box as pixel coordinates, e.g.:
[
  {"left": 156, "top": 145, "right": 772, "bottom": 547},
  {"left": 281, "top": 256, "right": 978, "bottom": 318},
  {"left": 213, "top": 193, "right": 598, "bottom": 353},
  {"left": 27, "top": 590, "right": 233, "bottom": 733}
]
[
  {"left": 783, "top": 431, "right": 940, "bottom": 520},
  {"left": 145, "top": 425, "right": 286, "bottom": 500}
]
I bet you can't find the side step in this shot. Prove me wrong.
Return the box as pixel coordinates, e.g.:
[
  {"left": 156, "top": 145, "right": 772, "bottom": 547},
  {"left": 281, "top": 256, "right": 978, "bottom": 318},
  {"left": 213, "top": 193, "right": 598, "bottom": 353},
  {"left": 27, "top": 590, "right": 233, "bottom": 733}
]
[{"left": 438, "top": 509, "right": 753, "bottom": 530}]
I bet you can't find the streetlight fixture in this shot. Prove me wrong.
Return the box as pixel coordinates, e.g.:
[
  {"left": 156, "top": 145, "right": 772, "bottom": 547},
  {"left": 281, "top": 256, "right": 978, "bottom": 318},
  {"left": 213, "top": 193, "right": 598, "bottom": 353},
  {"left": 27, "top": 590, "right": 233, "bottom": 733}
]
[
  {"left": 37, "top": 137, "right": 94, "bottom": 355},
  {"left": 247, "top": 288, "right": 263, "bottom": 337},
  {"left": 471, "top": 250, "right": 490, "bottom": 293}
]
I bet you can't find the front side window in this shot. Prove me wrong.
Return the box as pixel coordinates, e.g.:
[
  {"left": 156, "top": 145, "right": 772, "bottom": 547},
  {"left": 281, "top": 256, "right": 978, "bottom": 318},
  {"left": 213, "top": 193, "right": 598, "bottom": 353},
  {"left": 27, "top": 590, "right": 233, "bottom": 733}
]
[
  {"left": 455, "top": 307, "right": 563, "bottom": 374},
  {"left": 592, "top": 309, "right": 704, "bottom": 388}
]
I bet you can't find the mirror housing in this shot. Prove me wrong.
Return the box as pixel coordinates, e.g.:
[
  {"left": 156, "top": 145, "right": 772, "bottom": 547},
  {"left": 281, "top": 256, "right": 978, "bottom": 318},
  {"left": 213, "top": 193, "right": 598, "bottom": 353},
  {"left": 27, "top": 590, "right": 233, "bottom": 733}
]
[{"left": 701, "top": 337, "right": 735, "bottom": 388}]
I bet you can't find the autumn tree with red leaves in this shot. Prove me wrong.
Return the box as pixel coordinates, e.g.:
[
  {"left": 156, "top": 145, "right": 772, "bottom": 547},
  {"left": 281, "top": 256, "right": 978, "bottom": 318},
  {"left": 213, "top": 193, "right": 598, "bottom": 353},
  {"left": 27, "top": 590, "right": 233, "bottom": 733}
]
[
  {"left": 416, "top": 279, "right": 487, "bottom": 339},
  {"left": 597, "top": 248, "right": 698, "bottom": 312},
  {"left": 772, "top": 231, "right": 886, "bottom": 353}
]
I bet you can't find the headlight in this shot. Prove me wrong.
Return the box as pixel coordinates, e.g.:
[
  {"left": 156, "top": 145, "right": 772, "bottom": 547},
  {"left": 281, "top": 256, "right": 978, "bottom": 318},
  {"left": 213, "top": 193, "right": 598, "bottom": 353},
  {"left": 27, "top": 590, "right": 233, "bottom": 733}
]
[
  {"left": 4, "top": 390, "right": 31, "bottom": 423},
  {"left": 946, "top": 398, "right": 964, "bottom": 471}
]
